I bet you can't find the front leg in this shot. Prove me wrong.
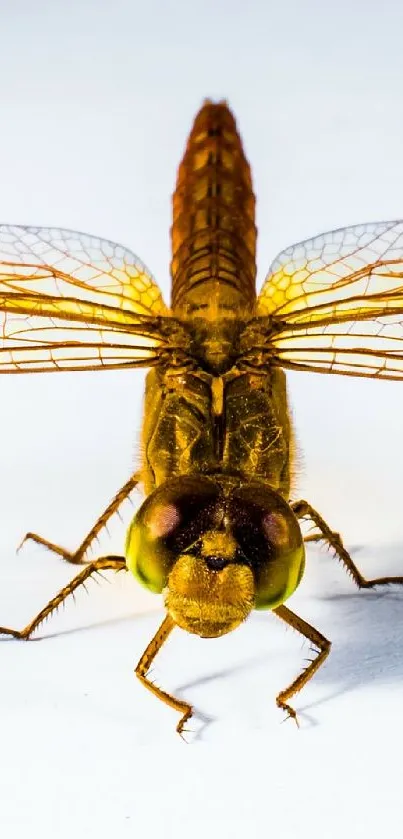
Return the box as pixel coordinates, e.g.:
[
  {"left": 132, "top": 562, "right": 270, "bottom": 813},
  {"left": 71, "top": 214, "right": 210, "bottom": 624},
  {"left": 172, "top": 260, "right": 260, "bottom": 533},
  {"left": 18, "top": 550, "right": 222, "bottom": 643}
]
[
  {"left": 274, "top": 604, "right": 331, "bottom": 722},
  {"left": 135, "top": 615, "right": 192, "bottom": 736},
  {"left": 20, "top": 473, "right": 141, "bottom": 566},
  {"left": 292, "top": 499, "right": 403, "bottom": 588}
]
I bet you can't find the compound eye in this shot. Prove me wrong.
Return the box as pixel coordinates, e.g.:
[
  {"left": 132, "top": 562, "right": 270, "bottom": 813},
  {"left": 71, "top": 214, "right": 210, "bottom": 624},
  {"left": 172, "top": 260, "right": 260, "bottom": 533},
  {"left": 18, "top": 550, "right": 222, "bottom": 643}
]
[
  {"left": 125, "top": 476, "right": 220, "bottom": 593},
  {"left": 231, "top": 485, "right": 305, "bottom": 609}
]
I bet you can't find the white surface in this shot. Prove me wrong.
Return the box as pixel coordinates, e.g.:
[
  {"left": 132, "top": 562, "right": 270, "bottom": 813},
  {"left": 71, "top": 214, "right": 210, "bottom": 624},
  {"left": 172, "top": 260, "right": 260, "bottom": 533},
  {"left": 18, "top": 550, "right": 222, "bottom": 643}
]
[
  {"left": 1, "top": 540, "right": 403, "bottom": 838},
  {"left": 1, "top": 0, "right": 403, "bottom": 837}
]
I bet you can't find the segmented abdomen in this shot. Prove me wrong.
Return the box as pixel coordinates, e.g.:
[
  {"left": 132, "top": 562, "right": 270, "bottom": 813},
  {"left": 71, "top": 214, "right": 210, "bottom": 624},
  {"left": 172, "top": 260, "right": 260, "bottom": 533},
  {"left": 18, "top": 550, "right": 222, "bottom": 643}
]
[{"left": 170, "top": 101, "right": 257, "bottom": 317}]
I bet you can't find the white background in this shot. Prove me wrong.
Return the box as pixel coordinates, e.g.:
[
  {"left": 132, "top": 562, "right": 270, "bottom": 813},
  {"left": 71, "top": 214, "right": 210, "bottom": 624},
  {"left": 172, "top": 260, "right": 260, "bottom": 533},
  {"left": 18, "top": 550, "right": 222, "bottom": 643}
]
[{"left": 0, "top": 1, "right": 403, "bottom": 837}]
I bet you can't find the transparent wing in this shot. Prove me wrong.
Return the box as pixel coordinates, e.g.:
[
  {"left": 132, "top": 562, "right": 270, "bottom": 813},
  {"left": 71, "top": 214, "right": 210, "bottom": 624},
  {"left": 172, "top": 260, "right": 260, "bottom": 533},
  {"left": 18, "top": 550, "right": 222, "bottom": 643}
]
[
  {"left": 0, "top": 225, "right": 168, "bottom": 315},
  {"left": 0, "top": 225, "right": 172, "bottom": 373},
  {"left": 257, "top": 220, "right": 403, "bottom": 379}
]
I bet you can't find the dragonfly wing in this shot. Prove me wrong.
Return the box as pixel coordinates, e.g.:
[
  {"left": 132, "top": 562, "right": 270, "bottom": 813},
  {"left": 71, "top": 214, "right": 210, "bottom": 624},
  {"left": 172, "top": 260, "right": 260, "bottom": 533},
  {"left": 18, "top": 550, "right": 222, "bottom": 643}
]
[
  {"left": 0, "top": 226, "right": 176, "bottom": 373},
  {"left": 257, "top": 220, "right": 403, "bottom": 379},
  {"left": 0, "top": 225, "right": 168, "bottom": 315}
]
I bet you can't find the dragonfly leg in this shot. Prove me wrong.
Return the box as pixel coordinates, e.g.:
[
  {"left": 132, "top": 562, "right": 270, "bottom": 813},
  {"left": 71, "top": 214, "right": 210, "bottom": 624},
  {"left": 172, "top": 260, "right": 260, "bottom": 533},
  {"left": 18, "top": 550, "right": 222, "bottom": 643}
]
[
  {"left": 303, "top": 532, "right": 326, "bottom": 544},
  {"left": 20, "top": 473, "right": 141, "bottom": 565},
  {"left": 0, "top": 556, "right": 126, "bottom": 639},
  {"left": 135, "top": 615, "right": 192, "bottom": 736},
  {"left": 273, "top": 604, "right": 331, "bottom": 722},
  {"left": 292, "top": 499, "right": 403, "bottom": 588}
]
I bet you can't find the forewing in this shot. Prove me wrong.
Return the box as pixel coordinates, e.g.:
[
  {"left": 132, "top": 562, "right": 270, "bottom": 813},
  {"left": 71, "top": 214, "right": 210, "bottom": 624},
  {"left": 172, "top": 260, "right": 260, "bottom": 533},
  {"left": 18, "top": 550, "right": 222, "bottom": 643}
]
[
  {"left": 257, "top": 220, "right": 403, "bottom": 379},
  {"left": 0, "top": 226, "right": 171, "bottom": 372}
]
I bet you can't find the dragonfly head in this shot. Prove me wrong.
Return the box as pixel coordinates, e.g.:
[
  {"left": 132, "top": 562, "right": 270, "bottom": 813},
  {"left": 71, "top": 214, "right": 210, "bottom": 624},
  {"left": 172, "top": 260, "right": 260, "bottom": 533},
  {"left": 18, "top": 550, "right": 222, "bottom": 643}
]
[{"left": 126, "top": 477, "right": 305, "bottom": 639}]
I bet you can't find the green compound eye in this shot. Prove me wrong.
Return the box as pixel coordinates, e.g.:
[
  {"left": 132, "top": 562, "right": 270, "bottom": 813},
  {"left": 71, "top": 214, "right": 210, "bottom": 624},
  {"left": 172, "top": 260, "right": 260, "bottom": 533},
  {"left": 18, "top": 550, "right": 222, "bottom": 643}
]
[
  {"left": 125, "top": 502, "right": 178, "bottom": 593},
  {"left": 125, "top": 476, "right": 220, "bottom": 593},
  {"left": 230, "top": 485, "right": 305, "bottom": 609}
]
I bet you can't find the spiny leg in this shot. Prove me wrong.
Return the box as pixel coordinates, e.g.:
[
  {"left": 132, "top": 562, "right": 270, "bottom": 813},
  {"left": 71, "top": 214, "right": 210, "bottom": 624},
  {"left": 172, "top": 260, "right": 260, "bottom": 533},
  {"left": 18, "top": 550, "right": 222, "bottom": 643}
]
[
  {"left": 300, "top": 533, "right": 328, "bottom": 550},
  {"left": 0, "top": 556, "right": 126, "bottom": 639},
  {"left": 20, "top": 473, "right": 141, "bottom": 566},
  {"left": 292, "top": 499, "right": 403, "bottom": 588},
  {"left": 273, "top": 604, "right": 331, "bottom": 722},
  {"left": 136, "top": 615, "right": 192, "bottom": 736}
]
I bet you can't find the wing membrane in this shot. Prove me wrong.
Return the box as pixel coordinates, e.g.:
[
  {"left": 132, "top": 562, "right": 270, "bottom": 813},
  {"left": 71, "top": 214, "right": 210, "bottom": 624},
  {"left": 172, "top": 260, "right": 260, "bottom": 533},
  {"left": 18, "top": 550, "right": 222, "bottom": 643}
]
[
  {"left": 0, "top": 225, "right": 168, "bottom": 315},
  {"left": 258, "top": 220, "right": 403, "bottom": 379},
  {"left": 0, "top": 226, "right": 171, "bottom": 373}
]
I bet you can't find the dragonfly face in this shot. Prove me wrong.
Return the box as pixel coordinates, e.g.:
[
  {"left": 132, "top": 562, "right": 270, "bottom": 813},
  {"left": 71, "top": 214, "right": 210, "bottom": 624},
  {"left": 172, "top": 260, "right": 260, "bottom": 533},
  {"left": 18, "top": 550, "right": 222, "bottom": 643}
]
[
  {"left": 126, "top": 476, "right": 305, "bottom": 637},
  {"left": 1, "top": 99, "right": 403, "bottom": 731}
]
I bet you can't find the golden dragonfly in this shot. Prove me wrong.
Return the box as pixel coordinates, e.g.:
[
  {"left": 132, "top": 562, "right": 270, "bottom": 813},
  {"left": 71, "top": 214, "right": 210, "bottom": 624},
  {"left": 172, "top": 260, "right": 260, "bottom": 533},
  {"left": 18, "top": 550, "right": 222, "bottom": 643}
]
[{"left": 1, "top": 100, "right": 403, "bottom": 733}]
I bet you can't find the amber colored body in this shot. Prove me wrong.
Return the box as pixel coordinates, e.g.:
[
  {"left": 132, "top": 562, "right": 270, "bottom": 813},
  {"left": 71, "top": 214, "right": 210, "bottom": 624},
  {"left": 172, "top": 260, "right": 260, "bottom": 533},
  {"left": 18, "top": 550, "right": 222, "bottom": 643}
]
[
  {"left": 2, "top": 101, "right": 403, "bottom": 733},
  {"left": 142, "top": 365, "right": 292, "bottom": 500},
  {"left": 170, "top": 102, "right": 257, "bottom": 317},
  {"left": 142, "top": 102, "right": 293, "bottom": 501},
  {"left": 136, "top": 102, "right": 302, "bottom": 648}
]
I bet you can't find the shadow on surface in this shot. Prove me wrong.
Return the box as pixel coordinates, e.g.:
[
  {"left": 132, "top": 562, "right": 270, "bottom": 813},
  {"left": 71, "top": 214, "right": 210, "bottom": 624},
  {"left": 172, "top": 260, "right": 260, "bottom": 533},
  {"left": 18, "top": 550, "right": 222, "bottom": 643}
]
[
  {"left": 179, "top": 542, "right": 403, "bottom": 725},
  {"left": 0, "top": 608, "right": 159, "bottom": 641},
  {"left": 2, "top": 542, "right": 403, "bottom": 729}
]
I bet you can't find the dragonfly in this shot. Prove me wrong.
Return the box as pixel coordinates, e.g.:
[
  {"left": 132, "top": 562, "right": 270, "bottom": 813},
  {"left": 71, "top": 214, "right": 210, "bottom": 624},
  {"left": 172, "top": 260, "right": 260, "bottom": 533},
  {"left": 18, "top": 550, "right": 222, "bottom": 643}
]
[{"left": 1, "top": 99, "right": 403, "bottom": 733}]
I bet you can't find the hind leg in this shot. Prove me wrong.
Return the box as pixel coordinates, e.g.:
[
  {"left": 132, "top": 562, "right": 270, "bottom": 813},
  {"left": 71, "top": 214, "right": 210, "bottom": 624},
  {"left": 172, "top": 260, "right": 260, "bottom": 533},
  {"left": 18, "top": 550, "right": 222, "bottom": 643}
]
[
  {"left": 293, "top": 499, "right": 403, "bottom": 588},
  {"left": 0, "top": 556, "right": 126, "bottom": 639},
  {"left": 19, "top": 473, "right": 140, "bottom": 566}
]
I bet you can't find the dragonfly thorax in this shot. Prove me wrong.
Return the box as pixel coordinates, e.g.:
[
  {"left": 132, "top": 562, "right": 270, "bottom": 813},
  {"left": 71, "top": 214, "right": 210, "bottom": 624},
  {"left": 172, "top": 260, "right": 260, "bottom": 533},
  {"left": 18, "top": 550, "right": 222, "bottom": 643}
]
[{"left": 188, "top": 314, "right": 246, "bottom": 373}]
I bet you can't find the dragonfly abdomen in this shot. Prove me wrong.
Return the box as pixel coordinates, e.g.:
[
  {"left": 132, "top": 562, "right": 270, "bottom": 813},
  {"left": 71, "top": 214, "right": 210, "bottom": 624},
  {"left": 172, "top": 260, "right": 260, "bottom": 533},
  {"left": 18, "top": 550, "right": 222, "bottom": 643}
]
[{"left": 170, "top": 101, "right": 257, "bottom": 318}]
